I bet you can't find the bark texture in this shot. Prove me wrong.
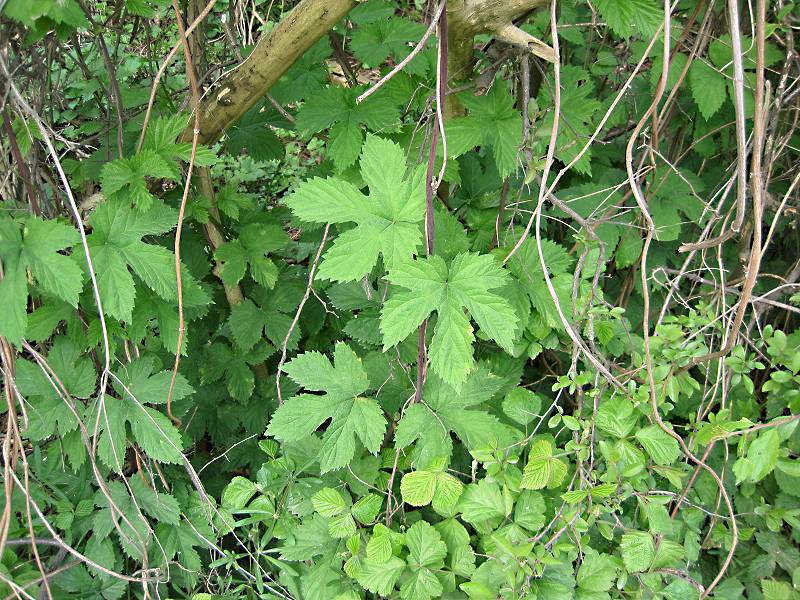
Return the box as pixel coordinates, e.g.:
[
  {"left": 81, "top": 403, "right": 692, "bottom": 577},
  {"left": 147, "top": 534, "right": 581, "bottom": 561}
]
[
  {"left": 185, "top": 0, "right": 356, "bottom": 144},
  {"left": 445, "top": 0, "right": 553, "bottom": 117}
]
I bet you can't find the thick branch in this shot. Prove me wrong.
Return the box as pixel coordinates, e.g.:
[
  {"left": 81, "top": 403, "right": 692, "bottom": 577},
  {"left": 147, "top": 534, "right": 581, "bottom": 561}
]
[
  {"left": 445, "top": 0, "right": 553, "bottom": 117},
  {"left": 184, "top": 0, "right": 356, "bottom": 144}
]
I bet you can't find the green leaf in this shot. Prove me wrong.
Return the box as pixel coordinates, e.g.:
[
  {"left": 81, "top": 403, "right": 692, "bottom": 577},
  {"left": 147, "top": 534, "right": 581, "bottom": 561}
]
[
  {"left": 296, "top": 87, "right": 401, "bottom": 171},
  {"left": 129, "top": 405, "right": 184, "bottom": 464},
  {"left": 356, "top": 556, "right": 406, "bottom": 596},
  {"left": 595, "top": 398, "right": 638, "bottom": 438},
  {"left": 382, "top": 253, "right": 517, "bottom": 389},
  {"left": 88, "top": 198, "right": 208, "bottom": 322},
  {"left": 689, "top": 60, "right": 727, "bottom": 120},
  {"left": 216, "top": 223, "right": 285, "bottom": 289},
  {"left": 367, "top": 534, "right": 393, "bottom": 563},
  {"left": 401, "top": 521, "right": 447, "bottom": 600},
  {"left": 128, "top": 477, "right": 180, "bottom": 525},
  {"left": 394, "top": 367, "right": 504, "bottom": 464},
  {"left": 351, "top": 494, "right": 382, "bottom": 524},
  {"left": 225, "top": 104, "right": 285, "bottom": 161},
  {"left": 328, "top": 512, "right": 357, "bottom": 538},
  {"left": 521, "top": 439, "right": 568, "bottom": 490},
  {"left": 433, "top": 473, "right": 464, "bottom": 515},
  {"left": 456, "top": 479, "right": 505, "bottom": 524},
  {"left": 502, "top": 388, "right": 542, "bottom": 425},
  {"left": 0, "top": 217, "right": 82, "bottom": 343},
  {"left": 620, "top": 531, "right": 655, "bottom": 572},
  {"left": 446, "top": 82, "right": 522, "bottom": 177},
  {"left": 406, "top": 521, "right": 447, "bottom": 568},
  {"left": 222, "top": 476, "right": 259, "bottom": 509},
  {"left": 593, "top": 0, "right": 662, "bottom": 38},
  {"left": 577, "top": 552, "right": 617, "bottom": 592},
  {"left": 267, "top": 343, "right": 386, "bottom": 472},
  {"left": 635, "top": 425, "right": 681, "bottom": 465},
  {"left": 285, "top": 135, "right": 425, "bottom": 281},
  {"left": 733, "top": 429, "right": 780, "bottom": 483},
  {"left": 100, "top": 149, "right": 175, "bottom": 211},
  {"left": 351, "top": 17, "right": 425, "bottom": 64},
  {"left": 401, "top": 469, "right": 463, "bottom": 514},
  {"left": 401, "top": 471, "right": 437, "bottom": 507},
  {"left": 313, "top": 487, "right": 349, "bottom": 517},
  {"left": 652, "top": 539, "right": 685, "bottom": 569}
]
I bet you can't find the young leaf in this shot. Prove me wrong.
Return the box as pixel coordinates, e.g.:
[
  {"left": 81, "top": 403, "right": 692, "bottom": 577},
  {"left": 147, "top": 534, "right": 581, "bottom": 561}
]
[
  {"left": 521, "top": 439, "right": 568, "bottom": 490},
  {"left": 382, "top": 253, "right": 517, "bottom": 389},
  {"left": 100, "top": 149, "right": 175, "bottom": 211},
  {"left": 266, "top": 343, "right": 386, "bottom": 472}
]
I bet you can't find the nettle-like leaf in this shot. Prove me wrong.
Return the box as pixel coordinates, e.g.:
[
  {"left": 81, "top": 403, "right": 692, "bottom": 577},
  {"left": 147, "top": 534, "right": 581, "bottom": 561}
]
[
  {"left": 689, "top": 59, "right": 727, "bottom": 120},
  {"left": 446, "top": 82, "right": 522, "bottom": 178},
  {"left": 87, "top": 198, "right": 209, "bottom": 322},
  {"left": 266, "top": 342, "right": 387, "bottom": 472},
  {"left": 296, "top": 86, "right": 401, "bottom": 170},
  {"left": 394, "top": 367, "right": 505, "bottom": 465},
  {"left": 215, "top": 223, "right": 287, "bottom": 289},
  {"left": 284, "top": 134, "right": 425, "bottom": 281},
  {"left": 227, "top": 273, "right": 305, "bottom": 353},
  {"left": 0, "top": 216, "right": 82, "bottom": 343},
  {"left": 381, "top": 252, "right": 518, "bottom": 389},
  {"left": 224, "top": 104, "right": 288, "bottom": 162},
  {"left": 91, "top": 361, "right": 192, "bottom": 472},
  {"left": 99, "top": 148, "right": 176, "bottom": 211}
]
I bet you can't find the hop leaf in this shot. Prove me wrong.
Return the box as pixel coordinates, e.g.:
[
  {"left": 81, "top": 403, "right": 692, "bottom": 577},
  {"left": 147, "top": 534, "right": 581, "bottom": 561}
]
[
  {"left": 284, "top": 135, "right": 426, "bottom": 281},
  {"left": 100, "top": 149, "right": 176, "bottom": 211},
  {"left": 296, "top": 88, "right": 401, "bottom": 170},
  {"left": 395, "top": 367, "right": 504, "bottom": 465},
  {"left": 445, "top": 82, "right": 522, "bottom": 178},
  {"left": 0, "top": 217, "right": 82, "bottom": 343},
  {"left": 381, "top": 252, "right": 518, "bottom": 389},
  {"left": 87, "top": 198, "right": 209, "bottom": 322},
  {"left": 266, "top": 343, "right": 386, "bottom": 472}
]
